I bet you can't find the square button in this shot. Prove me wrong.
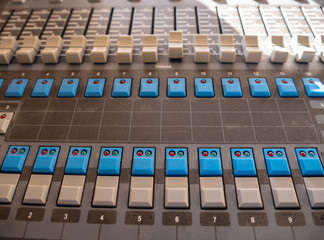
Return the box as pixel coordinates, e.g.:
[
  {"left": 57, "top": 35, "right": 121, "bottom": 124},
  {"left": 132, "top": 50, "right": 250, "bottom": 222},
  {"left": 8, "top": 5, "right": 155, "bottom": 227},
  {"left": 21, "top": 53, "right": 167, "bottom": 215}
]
[
  {"left": 222, "top": 78, "right": 242, "bottom": 97},
  {"left": 31, "top": 78, "right": 54, "bottom": 97},
  {"left": 140, "top": 78, "right": 158, "bottom": 98},
  {"left": 111, "top": 78, "right": 132, "bottom": 97},
  {"left": 302, "top": 78, "right": 324, "bottom": 97},
  {"left": 275, "top": 78, "right": 299, "bottom": 97},
  {"left": 65, "top": 147, "right": 91, "bottom": 175},
  {"left": 32, "top": 147, "right": 60, "bottom": 174},
  {"left": 97, "top": 148, "right": 122, "bottom": 176},
  {"left": 5, "top": 79, "right": 29, "bottom": 97},
  {"left": 295, "top": 148, "right": 324, "bottom": 176},
  {"left": 1, "top": 146, "right": 30, "bottom": 173},
  {"left": 235, "top": 177, "right": 263, "bottom": 209},
  {"left": 129, "top": 176, "right": 154, "bottom": 208},
  {"left": 132, "top": 148, "right": 155, "bottom": 176},
  {"left": 248, "top": 78, "right": 271, "bottom": 97},
  {"left": 263, "top": 148, "right": 291, "bottom": 177},
  {"left": 195, "top": 78, "right": 215, "bottom": 98},
  {"left": 166, "top": 148, "right": 188, "bottom": 176},
  {"left": 231, "top": 148, "right": 256, "bottom": 177},
  {"left": 93, "top": 176, "right": 119, "bottom": 207},
  {"left": 84, "top": 78, "right": 105, "bottom": 97},
  {"left": 165, "top": 177, "right": 189, "bottom": 208},
  {"left": 57, "top": 78, "right": 80, "bottom": 97},
  {"left": 199, "top": 148, "right": 222, "bottom": 176},
  {"left": 167, "top": 78, "right": 186, "bottom": 98}
]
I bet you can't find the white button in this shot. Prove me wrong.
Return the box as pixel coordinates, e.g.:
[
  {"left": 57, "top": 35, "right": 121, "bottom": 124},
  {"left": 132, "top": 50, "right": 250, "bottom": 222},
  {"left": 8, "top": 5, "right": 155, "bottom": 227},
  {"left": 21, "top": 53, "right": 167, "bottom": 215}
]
[
  {"left": 266, "top": 35, "right": 289, "bottom": 63},
  {"left": 0, "top": 37, "right": 18, "bottom": 65},
  {"left": 116, "top": 36, "right": 133, "bottom": 64},
  {"left": 23, "top": 174, "right": 52, "bottom": 205},
  {"left": 269, "top": 177, "right": 299, "bottom": 209},
  {"left": 142, "top": 35, "right": 158, "bottom": 63},
  {"left": 194, "top": 34, "right": 210, "bottom": 63},
  {"left": 92, "top": 176, "right": 119, "bottom": 207},
  {"left": 290, "top": 35, "right": 315, "bottom": 63},
  {"left": 304, "top": 177, "right": 324, "bottom": 208},
  {"left": 0, "top": 173, "right": 20, "bottom": 203},
  {"left": 65, "top": 35, "right": 86, "bottom": 64},
  {"left": 235, "top": 177, "right": 263, "bottom": 209},
  {"left": 129, "top": 176, "right": 154, "bottom": 208},
  {"left": 243, "top": 35, "right": 262, "bottom": 63},
  {"left": 165, "top": 177, "right": 189, "bottom": 208},
  {"left": 57, "top": 175, "right": 85, "bottom": 206},
  {"left": 168, "top": 31, "right": 183, "bottom": 59},
  {"left": 200, "top": 177, "right": 225, "bottom": 208},
  {"left": 0, "top": 112, "right": 14, "bottom": 134},
  {"left": 218, "top": 35, "right": 236, "bottom": 63},
  {"left": 90, "top": 35, "right": 110, "bottom": 63},
  {"left": 41, "top": 36, "right": 63, "bottom": 64},
  {"left": 16, "top": 36, "right": 41, "bottom": 64}
]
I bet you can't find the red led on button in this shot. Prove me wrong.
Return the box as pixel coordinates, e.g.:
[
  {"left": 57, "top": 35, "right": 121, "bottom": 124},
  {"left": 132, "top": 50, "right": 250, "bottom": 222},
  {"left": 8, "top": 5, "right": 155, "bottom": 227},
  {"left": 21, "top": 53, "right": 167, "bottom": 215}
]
[
  {"left": 72, "top": 149, "right": 79, "bottom": 155},
  {"left": 234, "top": 151, "right": 241, "bottom": 157},
  {"left": 255, "top": 79, "right": 261, "bottom": 84},
  {"left": 267, "top": 151, "right": 274, "bottom": 157},
  {"left": 120, "top": 80, "right": 125, "bottom": 84},
  {"left": 103, "top": 150, "right": 110, "bottom": 156},
  {"left": 309, "top": 80, "right": 314, "bottom": 84},
  {"left": 147, "top": 79, "right": 152, "bottom": 84},
  {"left": 94, "top": 80, "right": 99, "bottom": 84},
  {"left": 42, "top": 80, "right": 47, "bottom": 85},
  {"left": 41, "top": 149, "right": 47, "bottom": 155},
  {"left": 137, "top": 150, "right": 143, "bottom": 156},
  {"left": 202, "top": 151, "right": 208, "bottom": 157},
  {"left": 0, "top": 114, "right": 6, "bottom": 119},
  {"left": 228, "top": 80, "right": 234, "bottom": 84},
  {"left": 11, "top": 148, "right": 17, "bottom": 154},
  {"left": 174, "top": 79, "right": 179, "bottom": 84},
  {"left": 282, "top": 80, "right": 288, "bottom": 84},
  {"left": 169, "top": 151, "right": 176, "bottom": 157},
  {"left": 17, "top": 80, "right": 22, "bottom": 85},
  {"left": 68, "top": 80, "right": 73, "bottom": 84},
  {"left": 201, "top": 79, "right": 207, "bottom": 84},
  {"left": 300, "top": 151, "right": 306, "bottom": 157}
]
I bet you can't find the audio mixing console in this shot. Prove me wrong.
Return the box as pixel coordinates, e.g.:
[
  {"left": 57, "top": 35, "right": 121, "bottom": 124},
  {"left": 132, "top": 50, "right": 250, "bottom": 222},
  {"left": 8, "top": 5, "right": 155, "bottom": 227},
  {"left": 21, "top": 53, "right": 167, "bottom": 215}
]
[{"left": 0, "top": 0, "right": 324, "bottom": 239}]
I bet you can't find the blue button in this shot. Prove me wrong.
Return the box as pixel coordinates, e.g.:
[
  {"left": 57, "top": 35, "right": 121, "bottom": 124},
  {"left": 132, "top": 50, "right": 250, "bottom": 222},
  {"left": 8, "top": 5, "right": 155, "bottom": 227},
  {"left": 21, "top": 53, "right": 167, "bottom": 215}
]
[
  {"left": 231, "top": 148, "right": 256, "bottom": 177},
  {"left": 111, "top": 78, "right": 132, "bottom": 97},
  {"left": 275, "top": 78, "right": 299, "bottom": 97},
  {"left": 0, "top": 79, "right": 4, "bottom": 89},
  {"left": 195, "top": 78, "right": 215, "bottom": 98},
  {"left": 1, "top": 146, "right": 30, "bottom": 173},
  {"left": 167, "top": 78, "right": 186, "bottom": 98},
  {"left": 166, "top": 148, "right": 188, "bottom": 176},
  {"left": 32, "top": 147, "right": 60, "bottom": 174},
  {"left": 263, "top": 148, "right": 291, "bottom": 177},
  {"left": 139, "top": 78, "right": 159, "bottom": 98},
  {"left": 222, "top": 78, "right": 243, "bottom": 97},
  {"left": 301, "top": 78, "right": 324, "bottom": 97},
  {"left": 84, "top": 78, "right": 105, "bottom": 98},
  {"left": 5, "top": 79, "right": 29, "bottom": 97},
  {"left": 97, "top": 148, "right": 122, "bottom": 176},
  {"left": 295, "top": 148, "right": 324, "bottom": 177},
  {"left": 57, "top": 78, "right": 80, "bottom": 97},
  {"left": 248, "top": 78, "right": 271, "bottom": 98},
  {"left": 132, "top": 148, "right": 155, "bottom": 176},
  {"left": 65, "top": 147, "right": 91, "bottom": 175},
  {"left": 31, "top": 78, "right": 54, "bottom": 98},
  {"left": 199, "top": 148, "right": 222, "bottom": 176}
]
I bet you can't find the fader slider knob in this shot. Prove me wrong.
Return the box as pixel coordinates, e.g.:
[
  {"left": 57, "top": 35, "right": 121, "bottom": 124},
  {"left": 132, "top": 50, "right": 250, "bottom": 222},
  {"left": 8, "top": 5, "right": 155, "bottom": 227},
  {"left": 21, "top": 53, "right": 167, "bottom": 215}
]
[
  {"left": 290, "top": 35, "right": 315, "bottom": 63},
  {"left": 90, "top": 35, "right": 110, "bottom": 63},
  {"left": 243, "top": 35, "right": 262, "bottom": 63},
  {"left": 0, "top": 37, "right": 18, "bottom": 65},
  {"left": 116, "top": 36, "right": 133, "bottom": 64},
  {"left": 194, "top": 34, "right": 210, "bottom": 63},
  {"left": 41, "top": 36, "right": 63, "bottom": 64},
  {"left": 168, "top": 31, "right": 183, "bottom": 59},
  {"left": 66, "top": 35, "right": 87, "bottom": 64},
  {"left": 218, "top": 35, "right": 236, "bottom": 63},
  {"left": 266, "top": 35, "right": 289, "bottom": 63},
  {"left": 16, "top": 36, "right": 41, "bottom": 64}
]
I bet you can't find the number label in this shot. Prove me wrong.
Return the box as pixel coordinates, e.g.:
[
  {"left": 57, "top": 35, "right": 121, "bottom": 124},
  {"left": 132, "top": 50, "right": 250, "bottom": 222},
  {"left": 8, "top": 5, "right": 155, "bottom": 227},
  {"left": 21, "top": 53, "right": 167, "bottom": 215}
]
[
  {"left": 213, "top": 216, "right": 217, "bottom": 223},
  {"left": 251, "top": 217, "right": 255, "bottom": 224},
  {"left": 227, "top": 72, "right": 233, "bottom": 76},
  {"left": 288, "top": 217, "right": 293, "bottom": 224},
  {"left": 64, "top": 213, "right": 68, "bottom": 220},
  {"left": 280, "top": 72, "right": 285, "bottom": 76},
  {"left": 201, "top": 72, "right": 206, "bottom": 76},
  {"left": 28, "top": 212, "right": 32, "bottom": 219},
  {"left": 100, "top": 215, "right": 104, "bottom": 221},
  {"left": 137, "top": 215, "right": 142, "bottom": 222},
  {"left": 175, "top": 216, "right": 180, "bottom": 223},
  {"left": 253, "top": 72, "right": 259, "bottom": 76}
]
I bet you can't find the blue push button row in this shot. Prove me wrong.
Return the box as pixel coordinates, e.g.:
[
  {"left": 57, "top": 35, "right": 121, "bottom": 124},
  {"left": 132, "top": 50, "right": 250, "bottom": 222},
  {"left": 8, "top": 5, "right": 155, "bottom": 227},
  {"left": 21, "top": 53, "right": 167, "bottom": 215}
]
[
  {"left": 263, "top": 148, "right": 291, "bottom": 177},
  {"left": 166, "top": 148, "right": 188, "bottom": 176},
  {"left": 1, "top": 146, "right": 30, "bottom": 173},
  {"left": 33, "top": 147, "right": 60, "bottom": 174},
  {"left": 199, "top": 148, "right": 222, "bottom": 176},
  {"left": 65, "top": 147, "right": 91, "bottom": 175},
  {"left": 231, "top": 148, "right": 256, "bottom": 177},
  {"left": 132, "top": 148, "right": 155, "bottom": 176},
  {"left": 295, "top": 148, "right": 324, "bottom": 177},
  {"left": 97, "top": 148, "right": 123, "bottom": 176}
]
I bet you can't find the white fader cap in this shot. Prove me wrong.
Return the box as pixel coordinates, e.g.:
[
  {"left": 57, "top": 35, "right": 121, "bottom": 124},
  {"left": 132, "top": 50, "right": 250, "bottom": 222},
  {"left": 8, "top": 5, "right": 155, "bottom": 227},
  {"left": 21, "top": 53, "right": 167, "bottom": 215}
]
[
  {"left": 168, "top": 31, "right": 183, "bottom": 59},
  {"left": 65, "top": 35, "right": 87, "bottom": 64},
  {"left": 116, "top": 35, "right": 133, "bottom": 64},
  {"left": 0, "top": 37, "right": 18, "bottom": 65},
  {"left": 266, "top": 35, "right": 289, "bottom": 63},
  {"left": 90, "top": 35, "right": 110, "bottom": 63},
  {"left": 142, "top": 35, "right": 158, "bottom": 63},
  {"left": 41, "top": 36, "right": 63, "bottom": 64},
  {"left": 194, "top": 34, "right": 210, "bottom": 63},
  {"left": 16, "top": 36, "right": 41, "bottom": 64},
  {"left": 243, "top": 35, "right": 262, "bottom": 63}
]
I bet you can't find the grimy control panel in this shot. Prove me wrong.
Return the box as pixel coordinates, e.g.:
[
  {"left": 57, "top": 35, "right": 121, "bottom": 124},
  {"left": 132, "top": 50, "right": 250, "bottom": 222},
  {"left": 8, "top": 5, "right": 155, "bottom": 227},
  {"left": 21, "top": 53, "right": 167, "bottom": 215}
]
[{"left": 0, "top": 0, "right": 324, "bottom": 239}]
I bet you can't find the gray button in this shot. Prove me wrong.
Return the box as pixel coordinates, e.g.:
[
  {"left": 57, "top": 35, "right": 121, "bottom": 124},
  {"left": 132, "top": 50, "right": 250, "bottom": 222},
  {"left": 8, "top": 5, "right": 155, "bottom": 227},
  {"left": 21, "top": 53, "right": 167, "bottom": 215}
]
[
  {"left": 129, "top": 176, "right": 154, "bottom": 208},
  {"left": 269, "top": 177, "right": 299, "bottom": 209},
  {"left": 0, "top": 173, "right": 19, "bottom": 203},
  {"left": 315, "top": 115, "right": 324, "bottom": 124},
  {"left": 235, "top": 177, "right": 263, "bottom": 209},
  {"left": 23, "top": 174, "right": 52, "bottom": 205},
  {"left": 309, "top": 100, "right": 324, "bottom": 109},
  {"left": 93, "top": 176, "right": 119, "bottom": 207},
  {"left": 200, "top": 177, "right": 226, "bottom": 209},
  {"left": 304, "top": 177, "right": 324, "bottom": 208},
  {"left": 165, "top": 177, "right": 189, "bottom": 208},
  {"left": 57, "top": 175, "right": 85, "bottom": 206}
]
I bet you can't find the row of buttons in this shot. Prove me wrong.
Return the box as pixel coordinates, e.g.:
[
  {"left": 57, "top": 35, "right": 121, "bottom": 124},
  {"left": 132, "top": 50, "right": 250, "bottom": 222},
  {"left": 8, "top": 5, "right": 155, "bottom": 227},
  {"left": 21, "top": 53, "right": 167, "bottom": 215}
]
[
  {"left": 2, "top": 77, "right": 324, "bottom": 98},
  {"left": 0, "top": 146, "right": 323, "bottom": 210}
]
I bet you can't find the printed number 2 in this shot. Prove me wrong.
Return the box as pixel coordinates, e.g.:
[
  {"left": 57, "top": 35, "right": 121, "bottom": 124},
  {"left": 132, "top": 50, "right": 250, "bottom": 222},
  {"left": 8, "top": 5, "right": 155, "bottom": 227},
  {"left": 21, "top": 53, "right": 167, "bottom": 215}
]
[{"left": 28, "top": 212, "right": 32, "bottom": 219}]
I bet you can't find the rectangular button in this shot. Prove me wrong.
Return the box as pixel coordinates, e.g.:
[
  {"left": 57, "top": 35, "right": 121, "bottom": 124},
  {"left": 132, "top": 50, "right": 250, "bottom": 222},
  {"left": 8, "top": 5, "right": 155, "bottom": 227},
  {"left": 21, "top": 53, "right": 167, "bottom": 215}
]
[
  {"left": 0, "top": 112, "right": 14, "bottom": 134},
  {"left": 167, "top": 78, "right": 186, "bottom": 98},
  {"left": 23, "top": 174, "right": 52, "bottom": 205},
  {"left": 198, "top": 148, "right": 222, "bottom": 176},
  {"left": 295, "top": 148, "right": 324, "bottom": 176},
  {"left": 165, "top": 148, "right": 188, "bottom": 176},
  {"left": 33, "top": 147, "right": 60, "bottom": 174},
  {"left": 235, "top": 177, "right": 263, "bottom": 209},
  {"left": 231, "top": 148, "right": 256, "bottom": 177},
  {"left": 98, "top": 148, "right": 122, "bottom": 176},
  {"left": 275, "top": 78, "right": 299, "bottom": 97},
  {"left": 304, "top": 177, "right": 324, "bottom": 208},
  {"left": 84, "top": 78, "right": 105, "bottom": 98},
  {"left": 5, "top": 79, "right": 29, "bottom": 97},
  {"left": 263, "top": 148, "right": 291, "bottom": 176},
  {"left": 92, "top": 176, "right": 119, "bottom": 207},
  {"left": 200, "top": 177, "right": 226, "bottom": 209},
  {"left": 269, "top": 177, "right": 299, "bottom": 209},
  {"left": 57, "top": 78, "right": 80, "bottom": 98},
  {"left": 65, "top": 147, "right": 91, "bottom": 175},
  {"left": 129, "top": 176, "right": 154, "bottom": 208},
  {"left": 222, "top": 78, "right": 243, "bottom": 97},
  {"left": 1, "top": 146, "right": 30, "bottom": 173},
  {"left": 31, "top": 79, "right": 54, "bottom": 98},
  {"left": 111, "top": 78, "right": 132, "bottom": 97},
  {"left": 57, "top": 175, "right": 85, "bottom": 206},
  {"left": 132, "top": 148, "right": 155, "bottom": 176},
  {"left": 165, "top": 177, "right": 189, "bottom": 208},
  {"left": 0, "top": 173, "right": 19, "bottom": 203}
]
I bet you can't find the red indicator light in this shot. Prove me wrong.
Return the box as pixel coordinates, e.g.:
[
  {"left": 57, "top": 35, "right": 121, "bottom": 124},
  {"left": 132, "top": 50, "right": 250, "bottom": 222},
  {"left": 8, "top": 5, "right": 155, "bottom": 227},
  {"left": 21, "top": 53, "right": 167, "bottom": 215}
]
[
  {"left": 309, "top": 80, "right": 314, "bottom": 84},
  {"left": 255, "top": 79, "right": 261, "bottom": 84},
  {"left": 68, "top": 80, "right": 73, "bottom": 84},
  {"left": 137, "top": 150, "right": 143, "bottom": 156},
  {"left": 300, "top": 151, "right": 306, "bottom": 157},
  {"left": 94, "top": 80, "right": 99, "bottom": 84},
  {"left": 120, "top": 80, "right": 125, "bottom": 84},
  {"left": 11, "top": 148, "right": 17, "bottom": 154},
  {"left": 267, "top": 151, "right": 274, "bottom": 157},
  {"left": 169, "top": 151, "right": 176, "bottom": 157},
  {"left": 174, "top": 79, "right": 179, "bottom": 84},
  {"left": 234, "top": 151, "right": 241, "bottom": 157},
  {"left": 17, "top": 80, "right": 22, "bottom": 85},
  {"left": 228, "top": 80, "right": 234, "bottom": 84},
  {"left": 147, "top": 79, "right": 152, "bottom": 84},
  {"left": 0, "top": 114, "right": 6, "bottom": 119},
  {"left": 72, "top": 149, "right": 79, "bottom": 155},
  {"left": 202, "top": 151, "right": 208, "bottom": 157},
  {"left": 201, "top": 79, "right": 207, "bottom": 84},
  {"left": 42, "top": 80, "right": 47, "bottom": 84},
  {"left": 41, "top": 149, "right": 47, "bottom": 155},
  {"left": 282, "top": 80, "right": 288, "bottom": 84},
  {"left": 103, "top": 150, "right": 110, "bottom": 156}
]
